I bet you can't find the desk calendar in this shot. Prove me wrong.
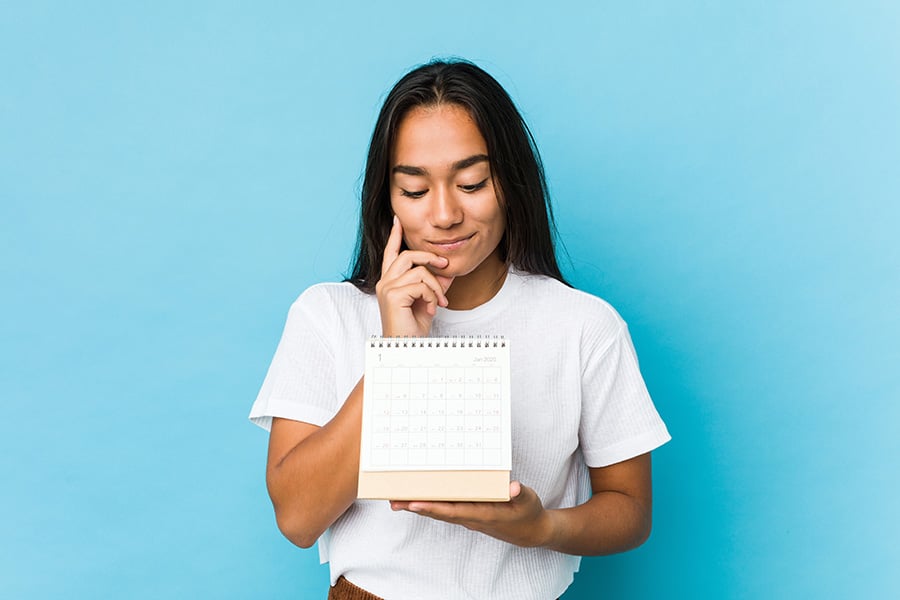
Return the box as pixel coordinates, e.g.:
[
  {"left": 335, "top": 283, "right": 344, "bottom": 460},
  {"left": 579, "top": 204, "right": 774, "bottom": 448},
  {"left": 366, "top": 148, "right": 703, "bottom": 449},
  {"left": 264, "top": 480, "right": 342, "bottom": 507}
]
[{"left": 358, "top": 336, "right": 511, "bottom": 501}]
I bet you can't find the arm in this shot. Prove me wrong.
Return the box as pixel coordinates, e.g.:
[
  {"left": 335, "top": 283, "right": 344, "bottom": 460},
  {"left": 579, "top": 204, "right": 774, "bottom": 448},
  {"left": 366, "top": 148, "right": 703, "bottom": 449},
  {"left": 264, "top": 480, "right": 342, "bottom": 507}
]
[
  {"left": 543, "top": 453, "right": 653, "bottom": 555},
  {"left": 265, "top": 379, "right": 363, "bottom": 548},
  {"left": 391, "top": 452, "right": 653, "bottom": 556},
  {"left": 266, "top": 218, "right": 452, "bottom": 548}
]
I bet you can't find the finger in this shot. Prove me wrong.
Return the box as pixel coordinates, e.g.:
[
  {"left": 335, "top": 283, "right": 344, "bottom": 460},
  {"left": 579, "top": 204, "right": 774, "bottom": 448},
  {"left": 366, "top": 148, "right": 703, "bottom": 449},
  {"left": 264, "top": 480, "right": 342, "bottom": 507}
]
[
  {"left": 384, "top": 266, "right": 449, "bottom": 308},
  {"left": 384, "top": 282, "right": 440, "bottom": 313},
  {"left": 407, "top": 500, "right": 501, "bottom": 517},
  {"left": 381, "top": 216, "right": 403, "bottom": 278},
  {"left": 508, "top": 482, "right": 543, "bottom": 509},
  {"left": 436, "top": 275, "right": 454, "bottom": 295},
  {"left": 383, "top": 250, "right": 449, "bottom": 279},
  {"left": 407, "top": 500, "right": 446, "bottom": 513},
  {"left": 407, "top": 501, "right": 463, "bottom": 520}
]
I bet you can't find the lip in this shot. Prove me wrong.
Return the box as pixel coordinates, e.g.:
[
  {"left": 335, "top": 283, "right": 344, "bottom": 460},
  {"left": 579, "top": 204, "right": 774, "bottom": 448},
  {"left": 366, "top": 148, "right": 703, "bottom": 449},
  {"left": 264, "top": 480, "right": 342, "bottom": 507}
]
[{"left": 427, "top": 233, "right": 475, "bottom": 251}]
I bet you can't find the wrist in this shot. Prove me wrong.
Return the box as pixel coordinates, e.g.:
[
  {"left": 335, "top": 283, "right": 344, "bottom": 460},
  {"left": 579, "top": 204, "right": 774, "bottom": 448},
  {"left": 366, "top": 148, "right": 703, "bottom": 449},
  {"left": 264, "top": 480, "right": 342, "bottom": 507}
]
[
  {"left": 380, "top": 319, "right": 430, "bottom": 338},
  {"left": 534, "top": 508, "right": 559, "bottom": 549}
]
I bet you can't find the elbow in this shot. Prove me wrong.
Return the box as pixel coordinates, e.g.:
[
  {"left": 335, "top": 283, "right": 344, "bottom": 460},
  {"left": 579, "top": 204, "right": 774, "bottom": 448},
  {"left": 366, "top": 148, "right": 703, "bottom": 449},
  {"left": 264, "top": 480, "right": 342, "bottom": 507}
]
[
  {"left": 267, "top": 471, "right": 325, "bottom": 549},
  {"left": 286, "top": 531, "right": 319, "bottom": 550},
  {"left": 274, "top": 509, "right": 321, "bottom": 549},
  {"left": 634, "top": 519, "right": 652, "bottom": 549},
  {"left": 602, "top": 503, "right": 652, "bottom": 555},
  {"left": 282, "top": 526, "right": 318, "bottom": 550},
  {"left": 624, "top": 491, "right": 654, "bottom": 552},
  {"left": 628, "top": 510, "right": 653, "bottom": 551}
]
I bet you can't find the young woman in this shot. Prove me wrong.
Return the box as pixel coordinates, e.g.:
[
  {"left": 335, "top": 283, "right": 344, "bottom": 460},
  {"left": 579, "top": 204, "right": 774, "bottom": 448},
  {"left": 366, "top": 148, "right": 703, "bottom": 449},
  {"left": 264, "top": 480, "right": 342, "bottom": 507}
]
[{"left": 250, "top": 59, "right": 670, "bottom": 600}]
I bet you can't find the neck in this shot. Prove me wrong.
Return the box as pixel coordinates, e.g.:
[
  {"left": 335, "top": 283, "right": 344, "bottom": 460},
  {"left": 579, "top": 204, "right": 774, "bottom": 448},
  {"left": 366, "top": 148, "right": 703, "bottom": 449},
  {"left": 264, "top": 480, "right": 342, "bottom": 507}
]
[{"left": 445, "top": 255, "right": 508, "bottom": 310}]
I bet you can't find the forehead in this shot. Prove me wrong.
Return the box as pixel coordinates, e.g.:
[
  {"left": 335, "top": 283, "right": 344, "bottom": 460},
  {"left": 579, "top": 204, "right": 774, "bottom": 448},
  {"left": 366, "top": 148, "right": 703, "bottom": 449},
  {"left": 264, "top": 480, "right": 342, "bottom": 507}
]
[{"left": 392, "top": 104, "right": 488, "bottom": 168}]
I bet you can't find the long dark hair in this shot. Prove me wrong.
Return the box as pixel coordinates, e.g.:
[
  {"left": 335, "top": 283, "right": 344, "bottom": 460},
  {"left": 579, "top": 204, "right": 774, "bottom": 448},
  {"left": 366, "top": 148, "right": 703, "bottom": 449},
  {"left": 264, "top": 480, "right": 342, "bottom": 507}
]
[{"left": 347, "top": 58, "right": 567, "bottom": 291}]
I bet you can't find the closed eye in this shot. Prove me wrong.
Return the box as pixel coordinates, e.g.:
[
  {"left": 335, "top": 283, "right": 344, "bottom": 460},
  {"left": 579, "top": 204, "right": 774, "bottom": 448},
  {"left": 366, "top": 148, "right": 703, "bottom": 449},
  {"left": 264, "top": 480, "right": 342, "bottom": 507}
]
[
  {"left": 400, "top": 188, "right": 427, "bottom": 199},
  {"left": 459, "top": 178, "right": 489, "bottom": 193}
]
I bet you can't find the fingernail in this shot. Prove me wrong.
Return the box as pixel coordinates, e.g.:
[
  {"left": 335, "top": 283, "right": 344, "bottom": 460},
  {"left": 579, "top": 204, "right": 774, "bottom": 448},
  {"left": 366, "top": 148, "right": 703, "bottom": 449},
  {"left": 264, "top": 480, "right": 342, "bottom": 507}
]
[{"left": 393, "top": 215, "right": 399, "bottom": 226}]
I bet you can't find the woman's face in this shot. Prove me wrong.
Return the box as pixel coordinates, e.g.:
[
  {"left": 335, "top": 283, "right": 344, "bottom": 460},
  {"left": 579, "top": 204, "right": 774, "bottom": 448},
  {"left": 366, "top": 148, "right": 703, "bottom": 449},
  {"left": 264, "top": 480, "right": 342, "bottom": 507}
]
[{"left": 389, "top": 104, "right": 506, "bottom": 280}]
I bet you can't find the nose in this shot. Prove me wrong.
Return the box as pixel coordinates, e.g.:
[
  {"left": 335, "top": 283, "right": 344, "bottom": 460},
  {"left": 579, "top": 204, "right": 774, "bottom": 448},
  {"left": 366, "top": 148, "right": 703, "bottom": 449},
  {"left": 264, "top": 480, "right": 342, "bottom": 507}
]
[{"left": 429, "top": 184, "right": 463, "bottom": 229}]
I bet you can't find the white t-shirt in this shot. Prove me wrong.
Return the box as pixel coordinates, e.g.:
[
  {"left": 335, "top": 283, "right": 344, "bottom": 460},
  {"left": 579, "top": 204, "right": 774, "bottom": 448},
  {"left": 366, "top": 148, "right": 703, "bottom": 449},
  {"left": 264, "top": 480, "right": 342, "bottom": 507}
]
[{"left": 250, "top": 269, "right": 671, "bottom": 600}]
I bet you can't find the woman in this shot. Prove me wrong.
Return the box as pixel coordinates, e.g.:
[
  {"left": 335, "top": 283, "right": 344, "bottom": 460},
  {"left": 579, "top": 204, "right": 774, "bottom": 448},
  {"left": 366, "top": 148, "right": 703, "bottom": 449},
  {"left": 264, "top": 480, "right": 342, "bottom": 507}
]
[{"left": 250, "top": 59, "right": 670, "bottom": 600}]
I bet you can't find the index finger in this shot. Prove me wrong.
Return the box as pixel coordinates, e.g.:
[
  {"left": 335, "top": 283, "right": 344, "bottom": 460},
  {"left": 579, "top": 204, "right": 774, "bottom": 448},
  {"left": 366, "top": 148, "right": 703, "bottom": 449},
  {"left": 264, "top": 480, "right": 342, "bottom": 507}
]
[{"left": 381, "top": 216, "right": 402, "bottom": 278}]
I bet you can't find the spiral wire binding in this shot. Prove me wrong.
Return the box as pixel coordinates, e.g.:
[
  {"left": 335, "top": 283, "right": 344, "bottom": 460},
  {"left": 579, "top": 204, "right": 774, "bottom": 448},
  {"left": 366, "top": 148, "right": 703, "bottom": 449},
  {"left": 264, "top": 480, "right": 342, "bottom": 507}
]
[{"left": 369, "top": 335, "right": 507, "bottom": 349}]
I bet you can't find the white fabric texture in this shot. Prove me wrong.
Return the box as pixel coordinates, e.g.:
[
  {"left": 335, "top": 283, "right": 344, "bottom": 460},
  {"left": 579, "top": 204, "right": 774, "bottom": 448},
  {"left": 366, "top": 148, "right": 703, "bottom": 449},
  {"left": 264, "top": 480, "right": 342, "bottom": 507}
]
[{"left": 249, "top": 269, "right": 671, "bottom": 600}]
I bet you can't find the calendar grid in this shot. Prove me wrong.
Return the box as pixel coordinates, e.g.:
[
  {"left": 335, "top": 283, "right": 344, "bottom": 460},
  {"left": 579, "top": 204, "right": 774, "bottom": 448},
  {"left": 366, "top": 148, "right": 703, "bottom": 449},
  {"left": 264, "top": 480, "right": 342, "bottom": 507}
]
[{"left": 361, "top": 337, "right": 511, "bottom": 472}]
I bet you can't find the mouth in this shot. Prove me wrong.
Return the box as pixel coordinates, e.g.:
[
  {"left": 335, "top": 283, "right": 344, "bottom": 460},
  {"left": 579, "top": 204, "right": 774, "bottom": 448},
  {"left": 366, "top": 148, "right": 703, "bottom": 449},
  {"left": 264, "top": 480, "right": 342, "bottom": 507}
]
[{"left": 428, "top": 233, "right": 475, "bottom": 252}]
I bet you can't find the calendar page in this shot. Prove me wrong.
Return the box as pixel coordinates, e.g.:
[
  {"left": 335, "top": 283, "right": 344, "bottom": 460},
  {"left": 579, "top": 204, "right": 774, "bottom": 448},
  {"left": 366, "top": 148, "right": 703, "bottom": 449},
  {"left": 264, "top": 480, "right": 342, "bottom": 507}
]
[{"left": 360, "top": 337, "right": 511, "bottom": 475}]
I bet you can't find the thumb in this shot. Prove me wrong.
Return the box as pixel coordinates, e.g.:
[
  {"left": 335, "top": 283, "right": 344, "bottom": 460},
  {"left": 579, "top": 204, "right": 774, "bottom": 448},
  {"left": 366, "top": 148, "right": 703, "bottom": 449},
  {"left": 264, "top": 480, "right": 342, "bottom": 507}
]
[{"left": 508, "top": 480, "right": 523, "bottom": 500}]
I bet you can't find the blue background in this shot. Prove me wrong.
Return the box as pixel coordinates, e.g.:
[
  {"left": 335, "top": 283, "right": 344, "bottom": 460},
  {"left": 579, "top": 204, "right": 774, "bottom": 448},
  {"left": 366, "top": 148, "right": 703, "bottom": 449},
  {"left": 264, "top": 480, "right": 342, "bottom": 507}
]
[{"left": 2, "top": 2, "right": 898, "bottom": 598}]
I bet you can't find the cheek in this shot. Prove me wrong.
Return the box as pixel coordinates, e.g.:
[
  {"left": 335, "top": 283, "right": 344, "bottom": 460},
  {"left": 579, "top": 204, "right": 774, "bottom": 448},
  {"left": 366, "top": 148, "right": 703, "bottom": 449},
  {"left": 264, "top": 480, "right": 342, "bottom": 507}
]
[
  {"left": 391, "top": 201, "right": 427, "bottom": 234},
  {"left": 479, "top": 206, "right": 506, "bottom": 236},
  {"left": 396, "top": 219, "right": 423, "bottom": 249}
]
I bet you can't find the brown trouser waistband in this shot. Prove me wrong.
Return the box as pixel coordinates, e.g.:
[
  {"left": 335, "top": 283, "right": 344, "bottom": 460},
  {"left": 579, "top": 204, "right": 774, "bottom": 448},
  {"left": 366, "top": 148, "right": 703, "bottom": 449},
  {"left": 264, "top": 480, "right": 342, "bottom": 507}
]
[{"left": 328, "top": 576, "right": 384, "bottom": 600}]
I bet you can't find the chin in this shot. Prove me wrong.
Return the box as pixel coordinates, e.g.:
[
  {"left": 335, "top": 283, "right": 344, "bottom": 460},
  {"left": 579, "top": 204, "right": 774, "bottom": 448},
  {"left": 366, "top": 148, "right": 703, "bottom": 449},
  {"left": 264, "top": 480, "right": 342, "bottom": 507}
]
[
  {"left": 439, "top": 259, "right": 475, "bottom": 277},
  {"left": 432, "top": 265, "right": 464, "bottom": 279}
]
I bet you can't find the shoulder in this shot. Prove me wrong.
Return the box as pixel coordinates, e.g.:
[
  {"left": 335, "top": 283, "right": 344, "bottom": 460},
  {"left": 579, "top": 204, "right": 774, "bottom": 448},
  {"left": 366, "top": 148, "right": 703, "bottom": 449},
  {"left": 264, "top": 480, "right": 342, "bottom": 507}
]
[
  {"left": 291, "top": 281, "right": 373, "bottom": 312},
  {"left": 286, "top": 281, "right": 376, "bottom": 331},
  {"left": 276, "top": 282, "right": 379, "bottom": 354},
  {"left": 512, "top": 270, "right": 625, "bottom": 333}
]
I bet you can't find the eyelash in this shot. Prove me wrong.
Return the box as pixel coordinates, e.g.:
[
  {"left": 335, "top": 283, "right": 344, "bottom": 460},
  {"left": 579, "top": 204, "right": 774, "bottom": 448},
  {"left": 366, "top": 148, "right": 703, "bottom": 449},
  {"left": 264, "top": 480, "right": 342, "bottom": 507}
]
[
  {"left": 460, "top": 178, "right": 489, "bottom": 193},
  {"left": 400, "top": 178, "right": 489, "bottom": 198}
]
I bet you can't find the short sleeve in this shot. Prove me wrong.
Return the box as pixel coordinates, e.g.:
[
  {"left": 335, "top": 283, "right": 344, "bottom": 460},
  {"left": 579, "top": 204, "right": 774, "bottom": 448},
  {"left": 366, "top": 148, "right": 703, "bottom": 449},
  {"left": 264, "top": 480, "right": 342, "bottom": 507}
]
[
  {"left": 579, "top": 319, "right": 671, "bottom": 467},
  {"left": 248, "top": 287, "right": 340, "bottom": 431}
]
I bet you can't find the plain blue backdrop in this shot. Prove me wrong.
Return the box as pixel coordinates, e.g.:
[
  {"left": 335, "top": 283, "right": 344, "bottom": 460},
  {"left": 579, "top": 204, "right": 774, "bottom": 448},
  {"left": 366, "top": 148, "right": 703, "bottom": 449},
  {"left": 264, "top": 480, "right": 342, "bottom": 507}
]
[{"left": 2, "top": 2, "right": 898, "bottom": 598}]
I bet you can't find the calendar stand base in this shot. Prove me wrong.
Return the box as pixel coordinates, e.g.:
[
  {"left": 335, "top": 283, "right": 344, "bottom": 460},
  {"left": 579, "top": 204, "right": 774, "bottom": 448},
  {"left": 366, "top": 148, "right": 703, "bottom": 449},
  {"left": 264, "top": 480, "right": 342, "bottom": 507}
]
[{"left": 357, "top": 470, "right": 510, "bottom": 501}]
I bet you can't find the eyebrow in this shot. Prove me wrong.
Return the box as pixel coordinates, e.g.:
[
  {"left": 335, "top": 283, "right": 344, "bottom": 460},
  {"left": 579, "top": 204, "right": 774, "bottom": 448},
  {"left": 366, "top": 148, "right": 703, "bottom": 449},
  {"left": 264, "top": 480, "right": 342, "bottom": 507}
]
[{"left": 392, "top": 153, "right": 489, "bottom": 176}]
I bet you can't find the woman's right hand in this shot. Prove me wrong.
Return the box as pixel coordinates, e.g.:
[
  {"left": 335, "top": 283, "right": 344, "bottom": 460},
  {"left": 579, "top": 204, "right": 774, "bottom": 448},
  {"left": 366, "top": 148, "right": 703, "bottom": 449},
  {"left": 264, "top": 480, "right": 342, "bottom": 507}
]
[{"left": 376, "top": 216, "right": 454, "bottom": 337}]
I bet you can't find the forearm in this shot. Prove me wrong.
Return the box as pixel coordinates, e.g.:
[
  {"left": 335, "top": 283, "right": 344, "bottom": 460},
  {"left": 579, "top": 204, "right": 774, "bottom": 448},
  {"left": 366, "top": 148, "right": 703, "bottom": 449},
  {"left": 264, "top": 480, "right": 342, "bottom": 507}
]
[
  {"left": 540, "top": 490, "right": 652, "bottom": 556},
  {"left": 266, "top": 378, "right": 363, "bottom": 548}
]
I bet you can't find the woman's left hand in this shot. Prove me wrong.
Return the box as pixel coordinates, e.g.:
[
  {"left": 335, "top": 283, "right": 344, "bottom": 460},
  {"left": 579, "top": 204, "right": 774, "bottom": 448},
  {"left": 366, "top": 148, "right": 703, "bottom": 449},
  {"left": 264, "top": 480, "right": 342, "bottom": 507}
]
[{"left": 390, "top": 481, "right": 553, "bottom": 548}]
